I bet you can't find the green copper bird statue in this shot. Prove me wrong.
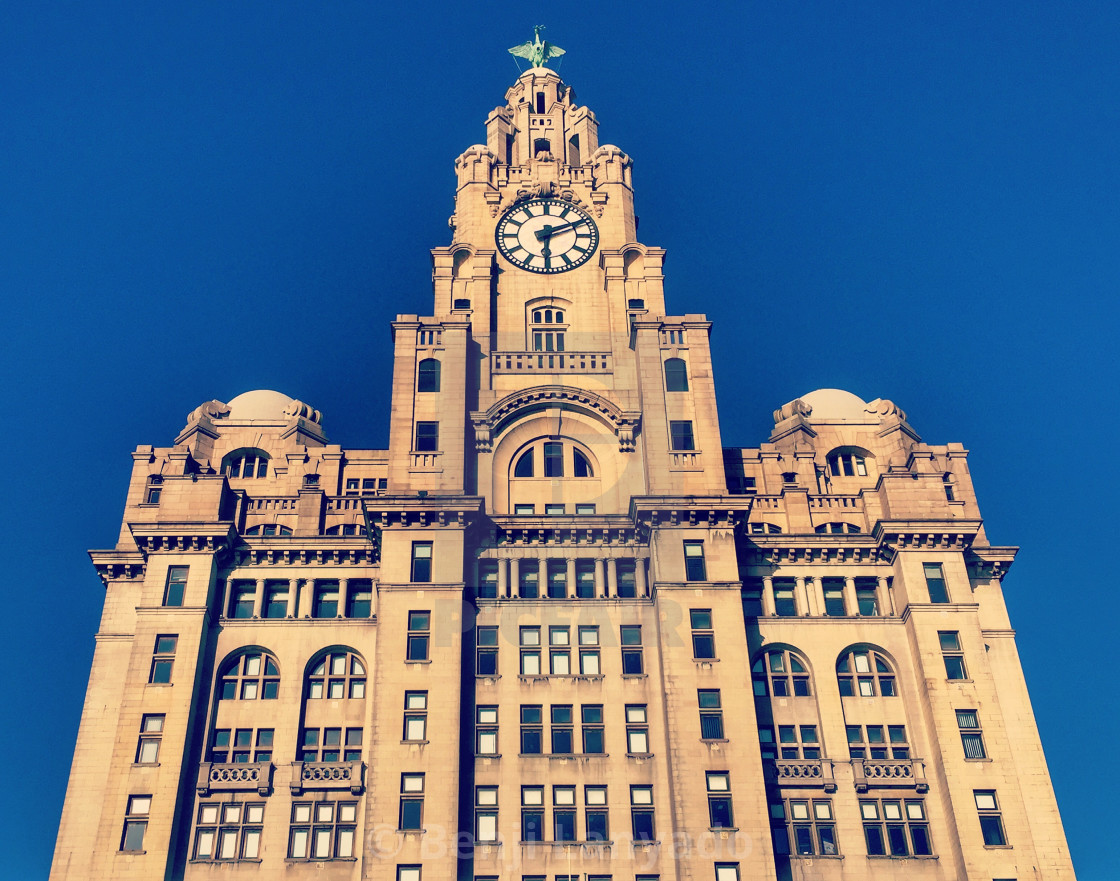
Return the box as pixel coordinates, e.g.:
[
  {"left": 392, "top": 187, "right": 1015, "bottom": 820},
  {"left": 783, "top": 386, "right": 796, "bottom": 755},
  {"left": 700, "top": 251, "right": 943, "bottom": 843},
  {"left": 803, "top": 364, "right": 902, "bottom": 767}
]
[{"left": 509, "top": 26, "right": 565, "bottom": 69}]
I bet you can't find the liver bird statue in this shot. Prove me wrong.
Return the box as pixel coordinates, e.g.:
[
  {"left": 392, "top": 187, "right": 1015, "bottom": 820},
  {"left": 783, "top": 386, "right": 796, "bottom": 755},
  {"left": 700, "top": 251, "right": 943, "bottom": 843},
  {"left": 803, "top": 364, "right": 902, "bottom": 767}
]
[{"left": 509, "top": 26, "right": 565, "bottom": 69}]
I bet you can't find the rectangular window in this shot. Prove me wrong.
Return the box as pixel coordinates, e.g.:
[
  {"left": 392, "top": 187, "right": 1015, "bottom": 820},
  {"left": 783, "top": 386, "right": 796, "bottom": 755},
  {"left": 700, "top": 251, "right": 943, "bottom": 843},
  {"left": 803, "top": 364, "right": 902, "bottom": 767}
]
[
  {"left": 398, "top": 867, "right": 421, "bottom": 881},
  {"left": 164, "top": 566, "right": 187, "bottom": 606},
  {"left": 476, "top": 706, "right": 498, "bottom": 755},
  {"left": 773, "top": 799, "right": 838, "bottom": 856},
  {"left": 407, "top": 611, "right": 430, "bottom": 660},
  {"left": 626, "top": 705, "right": 649, "bottom": 754},
  {"left": 543, "top": 442, "right": 564, "bottom": 476},
  {"left": 414, "top": 421, "right": 439, "bottom": 451},
  {"left": 670, "top": 420, "right": 695, "bottom": 451},
  {"left": 229, "top": 580, "right": 255, "bottom": 618},
  {"left": 855, "top": 577, "right": 879, "bottom": 616},
  {"left": 545, "top": 503, "right": 565, "bottom": 516},
  {"left": 521, "top": 705, "right": 543, "bottom": 754},
  {"left": 522, "top": 786, "right": 544, "bottom": 842},
  {"left": 923, "top": 563, "right": 949, "bottom": 603},
  {"left": 939, "top": 631, "right": 967, "bottom": 679},
  {"left": 120, "top": 795, "right": 151, "bottom": 852},
  {"left": 861, "top": 799, "right": 931, "bottom": 857},
  {"left": 575, "top": 503, "right": 597, "bottom": 515},
  {"left": 549, "top": 626, "right": 571, "bottom": 674},
  {"left": 616, "top": 558, "right": 637, "bottom": 597},
  {"left": 575, "top": 559, "right": 596, "bottom": 598},
  {"left": 957, "top": 710, "right": 987, "bottom": 759},
  {"left": 773, "top": 578, "right": 797, "bottom": 616},
  {"left": 514, "top": 504, "right": 535, "bottom": 515},
  {"left": 193, "top": 801, "right": 265, "bottom": 861},
  {"left": 519, "top": 563, "right": 539, "bottom": 598},
  {"left": 399, "top": 774, "right": 425, "bottom": 831},
  {"left": 476, "top": 626, "right": 498, "bottom": 675},
  {"left": 288, "top": 800, "right": 358, "bottom": 859},
  {"left": 585, "top": 786, "right": 609, "bottom": 841},
  {"left": 149, "top": 635, "right": 177, "bottom": 684},
  {"left": 313, "top": 580, "right": 339, "bottom": 618},
  {"left": 698, "top": 690, "right": 723, "bottom": 739},
  {"left": 403, "top": 691, "right": 427, "bottom": 742},
  {"left": 264, "top": 580, "right": 289, "bottom": 618},
  {"left": 621, "top": 625, "right": 644, "bottom": 674},
  {"left": 411, "top": 543, "right": 433, "bottom": 583},
  {"left": 581, "top": 705, "right": 604, "bottom": 754},
  {"left": 690, "top": 609, "right": 715, "bottom": 657},
  {"left": 299, "top": 727, "right": 356, "bottom": 763},
  {"left": 715, "top": 866, "right": 740, "bottom": 881},
  {"left": 520, "top": 626, "right": 541, "bottom": 674},
  {"left": 477, "top": 560, "right": 499, "bottom": 598},
  {"left": 135, "top": 714, "right": 164, "bottom": 764},
  {"left": 975, "top": 791, "right": 1006, "bottom": 845},
  {"left": 551, "top": 705, "right": 573, "bottom": 754},
  {"left": 707, "top": 772, "right": 734, "bottom": 828},
  {"left": 578, "top": 626, "right": 600, "bottom": 674},
  {"left": 683, "top": 541, "right": 707, "bottom": 581},
  {"left": 630, "top": 786, "right": 655, "bottom": 841},
  {"left": 777, "top": 724, "right": 821, "bottom": 760},
  {"left": 822, "top": 577, "right": 847, "bottom": 616},
  {"left": 554, "top": 786, "right": 576, "bottom": 841},
  {"left": 847, "top": 725, "right": 905, "bottom": 760},
  {"left": 547, "top": 560, "right": 567, "bottom": 598},
  {"left": 347, "top": 580, "right": 372, "bottom": 618},
  {"left": 475, "top": 787, "right": 498, "bottom": 842}
]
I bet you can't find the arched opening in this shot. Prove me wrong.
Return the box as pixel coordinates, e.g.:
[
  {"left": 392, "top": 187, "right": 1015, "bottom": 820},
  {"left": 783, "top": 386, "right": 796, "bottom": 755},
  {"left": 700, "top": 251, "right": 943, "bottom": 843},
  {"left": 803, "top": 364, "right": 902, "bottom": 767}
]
[
  {"left": 664, "top": 358, "right": 689, "bottom": 392},
  {"left": 418, "top": 359, "right": 441, "bottom": 393},
  {"left": 222, "top": 448, "right": 270, "bottom": 479}
]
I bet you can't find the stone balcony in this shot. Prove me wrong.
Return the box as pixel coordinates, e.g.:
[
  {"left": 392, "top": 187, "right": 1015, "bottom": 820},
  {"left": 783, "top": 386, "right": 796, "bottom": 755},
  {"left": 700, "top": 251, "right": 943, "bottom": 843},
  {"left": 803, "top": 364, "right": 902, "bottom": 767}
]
[
  {"left": 196, "top": 761, "right": 272, "bottom": 796},
  {"left": 289, "top": 760, "right": 365, "bottom": 796},
  {"left": 852, "top": 758, "right": 928, "bottom": 792},
  {"left": 491, "top": 352, "right": 612, "bottom": 374},
  {"left": 765, "top": 759, "right": 837, "bottom": 791}
]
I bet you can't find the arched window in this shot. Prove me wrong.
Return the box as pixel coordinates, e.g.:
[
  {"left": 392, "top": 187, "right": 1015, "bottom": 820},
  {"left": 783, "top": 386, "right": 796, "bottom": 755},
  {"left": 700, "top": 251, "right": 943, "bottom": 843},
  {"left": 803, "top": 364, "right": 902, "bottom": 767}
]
[
  {"left": 307, "top": 650, "right": 366, "bottom": 701},
  {"left": 815, "top": 522, "right": 862, "bottom": 534},
  {"left": 145, "top": 475, "right": 163, "bottom": 504},
  {"left": 752, "top": 648, "right": 812, "bottom": 697},
  {"left": 218, "top": 651, "right": 280, "bottom": 700},
  {"left": 514, "top": 449, "right": 534, "bottom": 477},
  {"left": 245, "top": 524, "right": 293, "bottom": 536},
  {"left": 747, "top": 522, "right": 782, "bottom": 535},
  {"left": 573, "top": 449, "right": 593, "bottom": 478},
  {"left": 529, "top": 308, "right": 567, "bottom": 351},
  {"left": 223, "top": 448, "right": 270, "bottom": 479},
  {"left": 837, "top": 647, "right": 896, "bottom": 697},
  {"left": 510, "top": 441, "right": 597, "bottom": 481},
  {"left": 418, "top": 359, "right": 441, "bottom": 393},
  {"left": 664, "top": 358, "right": 689, "bottom": 392},
  {"left": 826, "top": 447, "right": 872, "bottom": 478},
  {"left": 324, "top": 524, "right": 368, "bottom": 537}
]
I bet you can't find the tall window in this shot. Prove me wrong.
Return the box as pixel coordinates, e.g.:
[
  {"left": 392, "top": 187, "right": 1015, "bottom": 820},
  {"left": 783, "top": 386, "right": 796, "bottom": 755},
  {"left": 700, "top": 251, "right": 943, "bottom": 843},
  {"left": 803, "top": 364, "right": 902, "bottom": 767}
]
[
  {"left": 579, "top": 626, "right": 600, "bottom": 673},
  {"left": 554, "top": 786, "right": 577, "bottom": 841},
  {"left": 544, "top": 442, "right": 564, "bottom": 476},
  {"left": 229, "top": 580, "right": 255, "bottom": 618},
  {"left": 630, "top": 786, "right": 655, "bottom": 841},
  {"left": 581, "top": 705, "right": 604, "bottom": 753},
  {"left": 476, "top": 627, "right": 498, "bottom": 674},
  {"left": 307, "top": 651, "right": 366, "bottom": 700},
  {"left": 684, "top": 542, "right": 707, "bottom": 581},
  {"left": 120, "top": 795, "right": 151, "bottom": 852},
  {"left": 549, "top": 626, "right": 571, "bottom": 673},
  {"left": 699, "top": 690, "right": 723, "bottom": 739},
  {"left": 411, "top": 544, "right": 432, "bottom": 582},
  {"left": 923, "top": 563, "right": 949, "bottom": 603},
  {"left": 837, "top": 648, "right": 896, "bottom": 697},
  {"left": 575, "top": 560, "right": 596, "bottom": 598},
  {"left": 586, "top": 786, "right": 609, "bottom": 841},
  {"left": 313, "top": 580, "right": 339, "bottom": 618},
  {"left": 861, "top": 799, "right": 931, "bottom": 856},
  {"left": 664, "top": 358, "right": 689, "bottom": 391},
  {"left": 300, "top": 727, "right": 361, "bottom": 762},
  {"left": 855, "top": 578, "right": 880, "bottom": 616},
  {"left": 264, "top": 581, "right": 289, "bottom": 618},
  {"left": 752, "top": 648, "right": 811, "bottom": 697},
  {"left": 521, "top": 705, "right": 543, "bottom": 754},
  {"left": 625, "top": 705, "right": 649, "bottom": 754},
  {"left": 773, "top": 577, "right": 797, "bottom": 616},
  {"left": 194, "top": 801, "right": 265, "bottom": 861},
  {"left": 219, "top": 652, "right": 280, "bottom": 700},
  {"left": 407, "top": 611, "right": 430, "bottom": 660},
  {"left": 223, "top": 448, "right": 270, "bottom": 479},
  {"left": 530, "top": 307, "right": 566, "bottom": 351},
  {"left": 145, "top": 474, "right": 163, "bottom": 504},
  {"left": 770, "top": 724, "right": 821, "bottom": 759},
  {"left": 414, "top": 421, "right": 439, "bottom": 452},
  {"left": 135, "top": 715, "right": 164, "bottom": 764},
  {"left": 939, "top": 632, "right": 967, "bottom": 679},
  {"left": 707, "top": 772, "right": 734, "bottom": 828},
  {"left": 399, "top": 774, "right": 425, "bottom": 831},
  {"left": 475, "top": 787, "right": 498, "bottom": 842},
  {"left": 403, "top": 692, "right": 427, "bottom": 741},
  {"left": 209, "top": 728, "right": 273, "bottom": 763},
  {"left": 974, "top": 791, "right": 1006, "bottom": 845},
  {"left": 822, "top": 578, "right": 846, "bottom": 616},
  {"left": 477, "top": 560, "right": 499, "bottom": 599},
  {"left": 520, "top": 627, "right": 541, "bottom": 673},
  {"left": 670, "top": 420, "right": 695, "bottom": 451},
  {"left": 847, "top": 725, "right": 908, "bottom": 759},
  {"left": 347, "top": 580, "right": 372, "bottom": 618},
  {"left": 288, "top": 800, "right": 358, "bottom": 859},
  {"left": 476, "top": 707, "right": 498, "bottom": 755},
  {"left": 772, "top": 799, "right": 838, "bottom": 856},
  {"left": 519, "top": 563, "right": 539, "bottom": 598},
  {"left": 163, "top": 566, "right": 187, "bottom": 606},
  {"left": 551, "top": 705, "right": 574, "bottom": 754},
  {"left": 522, "top": 786, "right": 544, "bottom": 842},
  {"left": 957, "top": 710, "right": 986, "bottom": 759},
  {"left": 547, "top": 561, "right": 567, "bottom": 599},
  {"left": 690, "top": 609, "right": 715, "bottom": 657},
  {"left": 417, "top": 359, "right": 441, "bottom": 392},
  {"left": 149, "top": 635, "right": 177, "bottom": 684},
  {"left": 621, "top": 625, "right": 644, "bottom": 674}
]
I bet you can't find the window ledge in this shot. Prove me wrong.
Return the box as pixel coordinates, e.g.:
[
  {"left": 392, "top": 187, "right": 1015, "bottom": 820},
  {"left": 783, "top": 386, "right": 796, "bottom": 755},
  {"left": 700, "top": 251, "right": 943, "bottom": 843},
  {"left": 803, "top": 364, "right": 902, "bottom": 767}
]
[
  {"left": 791, "top": 853, "right": 843, "bottom": 860},
  {"left": 621, "top": 673, "right": 648, "bottom": 680},
  {"left": 476, "top": 674, "right": 502, "bottom": 682},
  {"left": 401, "top": 740, "right": 430, "bottom": 746},
  {"left": 548, "top": 753, "right": 609, "bottom": 761},
  {"left": 132, "top": 762, "right": 161, "bottom": 768},
  {"left": 630, "top": 840, "right": 660, "bottom": 847},
  {"left": 475, "top": 753, "right": 501, "bottom": 759},
  {"left": 946, "top": 678, "right": 974, "bottom": 683},
  {"left": 964, "top": 757, "right": 992, "bottom": 763},
  {"left": 867, "top": 854, "right": 938, "bottom": 860},
  {"left": 700, "top": 738, "right": 729, "bottom": 744},
  {"left": 285, "top": 857, "right": 358, "bottom": 864},
  {"left": 146, "top": 683, "right": 173, "bottom": 688},
  {"left": 397, "top": 829, "right": 427, "bottom": 835},
  {"left": 117, "top": 851, "right": 147, "bottom": 856},
  {"left": 694, "top": 658, "right": 720, "bottom": 665},
  {"left": 190, "top": 858, "right": 263, "bottom": 865},
  {"left": 626, "top": 752, "right": 654, "bottom": 759},
  {"left": 983, "top": 844, "right": 1013, "bottom": 850},
  {"left": 405, "top": 659, "right": 433, "bottom": 665},
  {"left": 708, "top": 826, "right": 739, "bottom": 832}
]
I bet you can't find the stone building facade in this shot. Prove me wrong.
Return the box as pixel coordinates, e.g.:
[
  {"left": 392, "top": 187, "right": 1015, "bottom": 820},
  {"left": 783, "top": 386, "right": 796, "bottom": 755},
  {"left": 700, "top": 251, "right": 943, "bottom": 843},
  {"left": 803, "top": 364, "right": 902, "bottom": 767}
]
[{"left": 51, "top": 63, "right": 1074, "bottom": 881}]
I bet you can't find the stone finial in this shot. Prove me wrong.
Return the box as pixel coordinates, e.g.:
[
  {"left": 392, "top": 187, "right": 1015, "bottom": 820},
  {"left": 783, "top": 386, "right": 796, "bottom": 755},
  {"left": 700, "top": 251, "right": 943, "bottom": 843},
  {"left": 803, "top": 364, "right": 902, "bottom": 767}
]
[
  {"left": 773, "top": 399, "right": 812, "bottom": 425},
  {"left": 186, "top": 400, "right": 230, "bottom": 425},
  {"left": 865, "top": 398, "right": 907, "bottom": 422}
]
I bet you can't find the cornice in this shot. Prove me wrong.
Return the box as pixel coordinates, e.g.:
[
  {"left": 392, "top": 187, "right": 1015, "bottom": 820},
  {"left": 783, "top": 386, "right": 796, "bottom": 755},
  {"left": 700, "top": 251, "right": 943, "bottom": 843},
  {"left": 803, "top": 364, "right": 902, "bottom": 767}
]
[
  {"left": 745, "top": 535, "right": 886, "bottom": 566},
  {"left": 89, "top": 549, "right": 147, "bottom": 584},
  {"left": 361, "top": 496, "right": 485, "bottom": 529},
  {"left": 967, "top": 545, "right": 1018, "bottom": 581},
  {"left": 228, "top": 539, "right": 379, "bottom": 569},
  {"left": 126, "top": 521, "right": 238, "bottom": 556},
  {"left": 487, "top": 515, "right": 641, "bottom": 549}
]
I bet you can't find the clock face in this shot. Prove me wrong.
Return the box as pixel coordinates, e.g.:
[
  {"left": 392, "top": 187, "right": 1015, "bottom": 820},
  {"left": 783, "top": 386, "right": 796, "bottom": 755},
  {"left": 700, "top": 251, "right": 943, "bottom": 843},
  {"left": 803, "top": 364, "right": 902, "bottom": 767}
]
[{"left": 495, "top": 198, "right": 599, "bottom": 273}]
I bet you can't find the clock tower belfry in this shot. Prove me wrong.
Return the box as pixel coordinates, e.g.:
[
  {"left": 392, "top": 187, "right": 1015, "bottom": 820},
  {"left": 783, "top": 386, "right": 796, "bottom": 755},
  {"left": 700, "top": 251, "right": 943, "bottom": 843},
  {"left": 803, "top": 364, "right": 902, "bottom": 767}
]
[{"left": 390, "top": 59, "right": 729, "bottom": 511}]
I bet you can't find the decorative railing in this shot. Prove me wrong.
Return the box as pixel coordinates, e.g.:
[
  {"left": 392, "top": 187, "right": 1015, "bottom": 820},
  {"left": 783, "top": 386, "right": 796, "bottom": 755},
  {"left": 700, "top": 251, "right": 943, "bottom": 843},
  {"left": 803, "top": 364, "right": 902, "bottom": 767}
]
[
  {"left": 808, "top": 495, "right": 863, "bottom": 510},
  {"left": 327, "top": 497, "right": 367, "bottom": 511},
  {"left": 852, "top": 758, "right": 928, "bottom": 792},
  {"left": 245, "top": 497, "right": 298, "bottom": 511},
  {"left": 196, "top": 761, "right": 272, "bottom": 796},
  {"left": 410, "top": 452, "right": 442, "bottom": 471},
  {"left": 669, "top": 451, "right": 702, "bottom": 470},
  {"left": 289, "top": 760, "right": 365, "bottom": 796},
  {"left": 766, "top": 759, "right": 837, "bottom": 792},
  {"left": 491, "top": 352, "right": 612, "bottom": 374}
]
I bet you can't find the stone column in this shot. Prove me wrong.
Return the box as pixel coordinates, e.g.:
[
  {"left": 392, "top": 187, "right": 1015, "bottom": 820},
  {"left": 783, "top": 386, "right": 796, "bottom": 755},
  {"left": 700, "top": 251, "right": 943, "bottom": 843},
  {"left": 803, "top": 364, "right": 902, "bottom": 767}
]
[
  {"left": 215, "top": 580, "right": 227, "bottom": 619},
  {"left": 339, "top": 578, "right": 349, "bottom": 618},
  {"left": 297, "top": 579, "right": 312, "bottom": 618},
  {"left": 806, "top": 576, "right": 824, "bottom": 617},
  {"left": 879, "top": 575, "right": 894, "bottom": 616},
  {"left": 761, "top": 576, "right": 776, "bottom": 617},
  {"left": 594, "top": 558, "right": 605, "bottom": 598},
  {"left": 843, "top": 576, "right": 859, "bottom": 617},
  {"left": 287, "top": 578, "right": 298, "bottom": 618},
  {"left": 606, "top": 558, "right": 618, "bottom": 598},
  {"left": 538, "top": 557, "right": 548, "bottom": 599},
  {"left": 795, "top": 576, "right": 811, "bottom": 617},
  {"left": 498, "top": 557, "right": 508, "bottom": 598},
  {"left": 566, "top": 558, "right": 576, "bottom": 598},
  {"left": 511, "top": 558, "right": 521, "bottom": 598},
  {"left": 252, "top": 579, "right": 265, "bottom": 619},
  {"left": 636, "top": 558, "right": 648, "bottom": 597}
]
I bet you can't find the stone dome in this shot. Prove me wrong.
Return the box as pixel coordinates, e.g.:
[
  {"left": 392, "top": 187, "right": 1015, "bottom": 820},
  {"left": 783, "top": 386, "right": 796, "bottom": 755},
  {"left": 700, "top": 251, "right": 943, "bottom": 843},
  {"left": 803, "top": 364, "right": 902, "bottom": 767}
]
[
  {"left": 226, "top": 389, "right": 295, "bottom": 422},
  {"left": 799, "top": 388, "right": 869, "bottom": 421}
]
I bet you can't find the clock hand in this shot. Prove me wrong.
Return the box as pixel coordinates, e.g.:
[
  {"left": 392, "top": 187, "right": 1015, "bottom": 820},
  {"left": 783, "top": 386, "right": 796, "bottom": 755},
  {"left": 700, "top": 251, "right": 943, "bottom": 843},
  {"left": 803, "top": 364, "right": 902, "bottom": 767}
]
[{"left": 535, "top": 221, "right": 578, "bottom": 241}]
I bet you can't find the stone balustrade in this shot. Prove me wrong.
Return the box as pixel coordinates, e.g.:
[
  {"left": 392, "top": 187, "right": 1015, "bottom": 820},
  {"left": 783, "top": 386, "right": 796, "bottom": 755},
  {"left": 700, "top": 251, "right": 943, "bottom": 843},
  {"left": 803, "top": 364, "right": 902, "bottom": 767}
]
[
  {"left": 491, "top": 352, "right": 612, "bottom": 374},
  {"left": 852, "top": 758, "right": 928, "bottom": 792},
  {"left": 196, "top": 761, "right": 272, "bottom": 796},
  {"left": 767, "top": 758, "right": 837, "bottom": 792},
  {"left": 289, "top": 760, "right": 365, "bottom": 796}
]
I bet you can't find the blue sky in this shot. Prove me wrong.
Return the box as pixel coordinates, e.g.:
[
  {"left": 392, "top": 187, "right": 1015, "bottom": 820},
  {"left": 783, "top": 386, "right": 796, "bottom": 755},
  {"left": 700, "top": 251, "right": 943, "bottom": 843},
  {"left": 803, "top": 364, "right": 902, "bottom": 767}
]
[{"left": 3, "top": 2, "right": 1114, "bottom": 877}]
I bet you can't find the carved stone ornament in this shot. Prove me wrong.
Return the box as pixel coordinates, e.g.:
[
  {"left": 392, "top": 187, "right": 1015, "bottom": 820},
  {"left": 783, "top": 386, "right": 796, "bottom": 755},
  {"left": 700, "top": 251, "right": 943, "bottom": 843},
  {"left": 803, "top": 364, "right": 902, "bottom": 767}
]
[
  {"left": 865, "top": 398, "right": 907, "bottom": 422},
  {"left": 283, "top": 400, "right": 322, "bottom": 424},
  {"left": 186, "top": 400, "right": 230, "bottom": 425},
  {"left": 772, "top": 398, "right": 812, "bottom": 425}
]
